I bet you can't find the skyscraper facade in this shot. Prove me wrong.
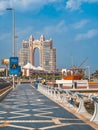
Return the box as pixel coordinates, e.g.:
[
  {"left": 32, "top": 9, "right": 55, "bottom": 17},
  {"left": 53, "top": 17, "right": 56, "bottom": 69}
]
[
  {"left": 19, "top": 35, "right": 56, "bottom": 71},
  {"left": 18, "top": 40, "right": 29, "bottom": 66}
]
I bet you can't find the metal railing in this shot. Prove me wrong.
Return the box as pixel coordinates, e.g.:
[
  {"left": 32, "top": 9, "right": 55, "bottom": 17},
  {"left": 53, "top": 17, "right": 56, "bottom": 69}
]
[{"left": 38, "top": 84, "right": 98, "bottom": 123}]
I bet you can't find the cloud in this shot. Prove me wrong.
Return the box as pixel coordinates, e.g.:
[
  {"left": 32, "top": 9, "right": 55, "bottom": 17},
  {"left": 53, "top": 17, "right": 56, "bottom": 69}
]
[
  {"left": 65, "top": 0, "right": 98, "bottom": 11},
  {"left": 0, "top": 1, "right": 8, "bottom": 14},
  {"left": 73, "top": 19, "right": 89, "bottom": 29},
  {"left": 66, "top": 0, "right": 81, "bottom": 11},
  {"left": 27, "top": 20, "right": 68, "bottom": 39},
  {"left": 42, "top": 20, "right": 68, "bottom": 35},
  {"left": 0, "top": 0, "right": 62, "bottom": 13},
  {"left": 75, "top": 29, "right": 98, "bottom": 41},
  {"left": 0, "top": 32, "right": 11, "bottom": 41}
]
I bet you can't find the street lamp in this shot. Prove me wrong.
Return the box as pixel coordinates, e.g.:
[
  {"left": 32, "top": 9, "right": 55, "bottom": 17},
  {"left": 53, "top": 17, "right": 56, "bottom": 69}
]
[
  {"left": 6, "top": 8, "right": 15, "bottom": 57},
  {"left": 15, "top": 36, "right": 19, "bottom": 57},
  {"left": 6, "top": 8, "right": 15, "bottom": 89}
]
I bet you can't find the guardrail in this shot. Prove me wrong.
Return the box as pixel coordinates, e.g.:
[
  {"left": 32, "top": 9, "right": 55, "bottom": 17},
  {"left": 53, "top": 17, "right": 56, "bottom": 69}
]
[
  {"left": 38, "top": 84, "right": 98, "bottom": 123},
  {"left": 90, "top": 96, "right": 98, "bottom": 122},
  {"left": 0, "top": 86, "right": 12, "bottom": 101},
  {"left": 75, "top": 92, "right": 88, "bottom": 113},
  {"left": 0, "top": 79, "right": 13, "bottom": 101}
]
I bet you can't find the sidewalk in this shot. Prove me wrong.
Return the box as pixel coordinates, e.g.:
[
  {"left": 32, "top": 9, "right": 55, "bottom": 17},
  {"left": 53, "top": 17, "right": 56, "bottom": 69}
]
[{"left": 0, "top": 84, "right": 95, "bottom": 130}]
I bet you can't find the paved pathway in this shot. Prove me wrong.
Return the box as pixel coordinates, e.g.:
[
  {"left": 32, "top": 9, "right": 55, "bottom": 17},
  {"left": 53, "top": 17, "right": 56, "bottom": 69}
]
[{"left": 0, "top": 84, "right": 95, "bottom": 130}]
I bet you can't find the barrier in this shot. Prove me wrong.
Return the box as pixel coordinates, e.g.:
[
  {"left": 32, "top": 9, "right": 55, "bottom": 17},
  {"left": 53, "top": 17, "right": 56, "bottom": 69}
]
[
  {"left": 61, "top": 90, "right": 67, "bottom": 103},
  {"left": 38, "top": 84, "right": 98, "bottom": 123},
  {"left": 76, "top": 93, "right": 88, "bottom": 113},
  {"left": 65, "top": 90, "right": 75, "bottom": 108},
  {"left": 90, "top": 96, "right": 98, "bottom": 122},
  {"left": 0, "top": 87, "right": 12, "bottom": 102}
]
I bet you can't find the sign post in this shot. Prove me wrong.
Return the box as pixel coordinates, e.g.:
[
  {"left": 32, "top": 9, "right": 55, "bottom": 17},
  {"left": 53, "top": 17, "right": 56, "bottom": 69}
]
[{"left": 10, "top": 57, "right": 20, "bottom": 88}]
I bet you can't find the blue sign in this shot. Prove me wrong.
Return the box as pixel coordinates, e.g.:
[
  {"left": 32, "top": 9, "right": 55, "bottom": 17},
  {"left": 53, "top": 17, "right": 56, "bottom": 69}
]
[{"left": 10, "top": 57, "right": 19, "bottom": 75}]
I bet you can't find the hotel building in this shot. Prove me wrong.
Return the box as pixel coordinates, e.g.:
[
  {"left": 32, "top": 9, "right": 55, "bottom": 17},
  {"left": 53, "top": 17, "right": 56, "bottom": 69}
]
[{"left": 18, "top": 35, "right": 56, "bottom": 71}]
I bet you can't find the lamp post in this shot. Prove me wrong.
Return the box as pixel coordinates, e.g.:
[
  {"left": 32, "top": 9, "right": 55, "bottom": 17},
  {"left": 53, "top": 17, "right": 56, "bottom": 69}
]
[
  {"left": 6, "top": 8, "right": 15, "bottom": 57},
  {"left": 15, "top": 36, "right": 18, "bottom": 57},
  {"left": 6, "top": 8, "right": 15, "bottom": 88}
]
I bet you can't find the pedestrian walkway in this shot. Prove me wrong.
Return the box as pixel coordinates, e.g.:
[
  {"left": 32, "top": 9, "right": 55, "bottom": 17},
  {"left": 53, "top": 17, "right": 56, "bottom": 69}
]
[{"left": 0, "top": 84, "right": 95, "bottom": 130}]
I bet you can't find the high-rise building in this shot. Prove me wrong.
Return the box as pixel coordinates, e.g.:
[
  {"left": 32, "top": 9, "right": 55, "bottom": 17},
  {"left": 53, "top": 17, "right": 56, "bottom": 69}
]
[
  {"left": 18, "top": 40, "right": 29, "bottom": 66},
  {"left": 19, "top": 35, "right": 56, "bottom": 71}
]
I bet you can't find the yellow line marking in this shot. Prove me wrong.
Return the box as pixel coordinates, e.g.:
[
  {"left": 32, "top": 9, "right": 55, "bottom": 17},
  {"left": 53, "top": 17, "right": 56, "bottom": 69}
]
[
  {"left": 0, "top": 121, "right": 10, "bottom": 127},
  {"left": 52, "top": 118, "right": 62, "bottom": 124},
  {"left": 0, "top": 120, "right": 52, "bottom": 123},
  {"left": 0, "top": 118, "right": 81, "bottom": 123},
  {"left": 8, "top": 124, "right": 35, "bottom": 130}
]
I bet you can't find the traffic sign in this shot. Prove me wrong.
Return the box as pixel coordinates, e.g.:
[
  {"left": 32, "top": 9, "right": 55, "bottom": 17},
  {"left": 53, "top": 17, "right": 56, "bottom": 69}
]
[{"left": 10, "top": 57, "right": 19, "bottom": 75}]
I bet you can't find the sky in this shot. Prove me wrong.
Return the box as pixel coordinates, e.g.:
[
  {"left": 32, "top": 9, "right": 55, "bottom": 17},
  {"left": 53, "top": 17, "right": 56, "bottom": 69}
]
[{"left": 0, "top": 0, "right": 98, "bottom": 73}]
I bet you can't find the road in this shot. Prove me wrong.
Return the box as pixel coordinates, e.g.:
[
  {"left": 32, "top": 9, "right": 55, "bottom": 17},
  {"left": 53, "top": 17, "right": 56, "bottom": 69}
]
[{"left": 0, "top": 84, "right": 95, "bottom": 130}]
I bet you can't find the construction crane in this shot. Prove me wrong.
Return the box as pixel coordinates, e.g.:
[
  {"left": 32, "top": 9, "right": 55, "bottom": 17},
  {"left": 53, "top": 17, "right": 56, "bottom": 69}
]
[{"left": 78, "top": 57, "right": 88, "bottom": 68}]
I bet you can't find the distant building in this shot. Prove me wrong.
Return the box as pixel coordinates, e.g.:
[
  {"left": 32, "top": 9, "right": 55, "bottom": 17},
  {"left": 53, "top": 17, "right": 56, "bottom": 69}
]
[
  {"left": 18, "top": 40, "right": 29, "bottom": 67},
  {"left": 19, "top": 35, "right": 56, "bottom": 71},
  {"left": 0, "top": 68, "right": 6, "bottom": 72}
]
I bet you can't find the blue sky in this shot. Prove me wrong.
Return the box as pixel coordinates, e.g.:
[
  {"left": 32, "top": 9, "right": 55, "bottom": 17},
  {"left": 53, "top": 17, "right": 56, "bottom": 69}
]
[{"left": 0, "top": 0, "right": 98, "bottom": 73}]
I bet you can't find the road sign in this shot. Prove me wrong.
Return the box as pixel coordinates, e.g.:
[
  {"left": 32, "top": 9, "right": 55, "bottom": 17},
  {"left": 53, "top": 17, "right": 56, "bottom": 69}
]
[{"left": 10, "top": 57, "right": 19, "bottom": 75}]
